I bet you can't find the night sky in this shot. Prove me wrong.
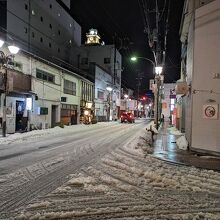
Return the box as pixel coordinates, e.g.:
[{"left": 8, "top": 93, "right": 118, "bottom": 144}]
[{"left": 70, "top": 0, "right": 184, "bottom": 96}]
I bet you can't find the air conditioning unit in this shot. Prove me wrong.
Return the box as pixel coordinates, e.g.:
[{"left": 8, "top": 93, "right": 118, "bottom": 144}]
[{"left": 175, "top": 82, "right": 189, "bottom": 95}]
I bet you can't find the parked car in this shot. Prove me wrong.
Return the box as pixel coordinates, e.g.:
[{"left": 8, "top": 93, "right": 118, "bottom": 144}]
[{"left": 120, "top": 112, "right": 135, "bottom": 123}]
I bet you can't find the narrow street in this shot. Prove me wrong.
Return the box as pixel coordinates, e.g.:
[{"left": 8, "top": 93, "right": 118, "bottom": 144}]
[
  {"left": 0, "top": 119, "right": 149, "bottom": 218},
  {"left": 0, "top": 120, "right": 220, "bottom": 219}
]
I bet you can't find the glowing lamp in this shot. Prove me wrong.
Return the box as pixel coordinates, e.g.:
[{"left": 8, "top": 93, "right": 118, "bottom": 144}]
[
  {"left": 8, "top": 45, "right": 20, "bottom": 54},
  {"left": 155, "top": 66, "right": 163, "bottom": 75},
  {"left": 131, "top": 57, "right": 137, "bottom": 61},
  {"left": 106, "top": 86, "right": 113, "bottom": 92},
  {"left": 0, "top": 39, "right": 4, "bottom": 48}
]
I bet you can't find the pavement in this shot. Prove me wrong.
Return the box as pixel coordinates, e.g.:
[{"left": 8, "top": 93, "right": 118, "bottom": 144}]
[{"left": 153, "top": 121, "right": 220, "bottom": 171}]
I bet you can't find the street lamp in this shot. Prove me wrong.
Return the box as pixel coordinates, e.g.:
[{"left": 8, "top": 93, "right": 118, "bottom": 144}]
[
  {"left": 106, "top": 86, "right": 113, "bottom": 92},
  {"left": 0, "top": 41, "right": 20, "bottom": 137},
  {"left": 124, "top": 94, "right": 128, "bottom": 99},
  {"left": 130, "top": 56, "right": 155, "bottom": 67},
  {"left": 130, "top": 55, "right": 163, "bottom": 129},
  {"left": 8, "top": 45, "right": 20, "bottom": 54},
  {"left": 155, "top": 66, "right": 163, "bottom": 75}
]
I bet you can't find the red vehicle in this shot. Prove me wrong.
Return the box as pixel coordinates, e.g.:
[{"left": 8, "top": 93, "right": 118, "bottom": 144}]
[{"left": 120, "top": 112, "right": 135, "bottom": 123}]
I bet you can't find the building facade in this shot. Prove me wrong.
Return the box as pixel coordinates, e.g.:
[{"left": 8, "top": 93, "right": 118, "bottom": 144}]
[
  {"left": 179, "top": 0, "right": 220, "bottom": 155},
  {"left": 90, "top": 63, "right": 113, "bottom": 121},
  {"left": 0, "top": 0, "right": 81, "bottom": 65},
  {"left": 80, "top": 44, "right": 122, "bottom": 120},
  {"left": 0, "top": 42, "right": 92, "bottom": 133}
]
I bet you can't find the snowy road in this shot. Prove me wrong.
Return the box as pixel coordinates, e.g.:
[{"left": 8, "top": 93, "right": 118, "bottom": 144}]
[
  {"left": 0, "top": 119, "right": 149, "bottom": 218},
  {"left": 1, "top": 119, "right": 220, "bottom": 219}
]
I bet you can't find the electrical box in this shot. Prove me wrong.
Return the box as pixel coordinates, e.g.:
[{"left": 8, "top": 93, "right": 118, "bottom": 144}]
[{"left": 175, "top": 82, "right": 189, "bottom": 95}]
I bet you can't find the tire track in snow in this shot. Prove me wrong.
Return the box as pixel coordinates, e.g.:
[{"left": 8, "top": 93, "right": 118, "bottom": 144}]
[
  {"left": 9, "top": 125, "right": 220, "bottom": 220},
  {"left": 0, "top": 121, "right": 146, "bottom": 218}
]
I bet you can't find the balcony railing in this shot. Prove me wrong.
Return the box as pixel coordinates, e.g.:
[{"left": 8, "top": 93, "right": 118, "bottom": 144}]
[{"left": 0, "top": 69, "right": 31, "bottom": 93}]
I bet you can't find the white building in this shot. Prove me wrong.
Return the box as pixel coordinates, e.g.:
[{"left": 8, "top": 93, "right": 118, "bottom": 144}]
[
  {"left": 90, "top": 63, "right": 113, "bottom": 121},
  {"left": 80, "top": 44, "right": 122, "bottom": 120},
  {"left": 179, "top": 0, "right": 220, "bottom": 155},
  {"left": 0, "top": 42, "right": 91, "bottom": 133},
  {"left": 0, "top": 0, "right": 81, "bottom": 65}
]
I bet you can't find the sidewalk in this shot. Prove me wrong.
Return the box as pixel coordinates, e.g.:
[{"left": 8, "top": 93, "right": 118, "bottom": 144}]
[{"left": 153, "top": 121, "right": 220, "bottom": 171}]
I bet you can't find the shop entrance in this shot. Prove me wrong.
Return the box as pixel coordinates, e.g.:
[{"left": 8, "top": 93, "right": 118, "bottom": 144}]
[
  {"left": 61, "top": 104, "right": 78, "bottom": 125},
  {"left": 16, "top": 100, "right": 26, "bottom": 131},
  {"left": 51, "top": 105, "right": 58, "bottom": 128}
]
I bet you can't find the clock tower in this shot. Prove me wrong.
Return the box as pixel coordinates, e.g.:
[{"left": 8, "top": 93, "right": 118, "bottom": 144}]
[{"left": 85, "top": 29, "right": 101, "bottom": 45}]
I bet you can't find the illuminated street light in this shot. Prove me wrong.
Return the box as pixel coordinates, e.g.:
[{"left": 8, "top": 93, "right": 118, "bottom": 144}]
[
  {"left": 106, "top": 86, "right": 113, "bottom": 92},
  {"left": 130, "top": 56, "right": 155, "bottom": 67},
  {"left": 0, "top": 39, "right": 4, "bottom": 48},
  {"left": 155, "top": 66, "right": 163, "bottom": 75},
  {"left": 130, "top": 55, "right": 163, "bottom": 129},
  {"left": 8, "top": 45, "right": 20, "bottom": 54},
  {"left": 131, "top": 56, "right": 137, "bottom": 61},
  {"left": 124, "top": 94, "right": 128, "bottom": 99}
]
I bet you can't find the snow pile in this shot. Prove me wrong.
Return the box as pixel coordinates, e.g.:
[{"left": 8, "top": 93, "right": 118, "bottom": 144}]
[
  {"left": 146, "top": 121, "right": 158, "bottom": 134},
  {"left": 176, "top": 135, "right": 188, "bottom": 150},
  {"left": 67, "top": 176, "right": 96, "bottom": 187},
  {"left": 0, "top": 122, "right": 117, "bottom": 145},
  {"left": 55, "top": 173, "right": 111, "bottom": 194},
  {"left": 27, "top": 201, "right": 51, "bottom": 209},
  {"left": 168, "top": 126, "right": 183, "bottom": 136},
  {"left": 121, "top": 127, "right": 154, "bottom": 156}
]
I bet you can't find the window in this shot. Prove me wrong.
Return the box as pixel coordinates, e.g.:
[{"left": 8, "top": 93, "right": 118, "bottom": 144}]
[
  {"left": 49, "top": 23, "right": 52, "bottom": 29},
  {"left": 25, "top": 4, "right": 28, "bottom": 10},
  {"left": 49, "top": 4, "right": 52, "bottom": 9},
  {"left": 36, "top": 69, "right": 55, "bottom": 83},
  {"left": 98, "top": 91, "right": 104, "bottom": 99},
  {"left": 40, "top": 37, "right": 43, "bottom": 42},
  {"left": 49, "top": 42, "right": 52, "bottom": 48},
  {"left": 24, "top": 27, "right": 28, "bottom": 34},
  {"left": 58, "top": 30, "right": 61, "bottom": 35},
  {"left": 40, "top": 16, "right": 43, "bottom": 22},
  {"left": 64, "top": 79, "right": 76, "bottom": 96},
  {"left": 32, "top": 32, "right": 35, "bottom": 38},
  {"left": 81, "top": 57, "right": 88, "bottom": 65},
  {"left": 104, "top": 58, "right": 110, "bottom": 64},
  {"left": 58, "top": 48, "right": 60, "bottom": 53}
]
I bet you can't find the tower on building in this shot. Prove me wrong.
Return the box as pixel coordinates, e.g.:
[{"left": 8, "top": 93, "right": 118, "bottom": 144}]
[{"left": 85, "top": 29, "right": 101, "bottom": 45}]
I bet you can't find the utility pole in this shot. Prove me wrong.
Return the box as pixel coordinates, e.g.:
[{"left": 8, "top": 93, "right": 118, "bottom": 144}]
[
  {"left": 2, "top": 67, "right": 7, "bottom": 137},
  {"left": 154, "top": 0, "right": 162, "bottom": 129},
  {"left": 136, "top": 72, "right": 143, "bottom": 117}
]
